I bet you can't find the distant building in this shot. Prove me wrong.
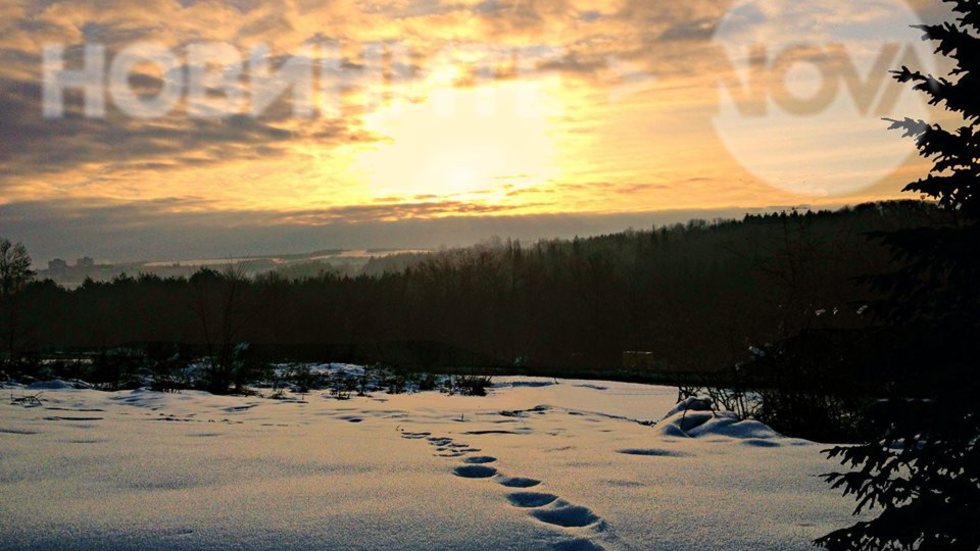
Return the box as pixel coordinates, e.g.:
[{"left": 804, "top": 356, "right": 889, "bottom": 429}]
[
  {"left": 76, "top": 256, "right": 95, "bottom": 267},
  {"left": 48, "top": 258, "right": 68, "bottom": 271}
]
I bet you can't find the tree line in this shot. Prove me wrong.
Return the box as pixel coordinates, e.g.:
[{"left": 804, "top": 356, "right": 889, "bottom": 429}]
[{"left": 1, "top": 200, "right": 951, "bottom": 378}]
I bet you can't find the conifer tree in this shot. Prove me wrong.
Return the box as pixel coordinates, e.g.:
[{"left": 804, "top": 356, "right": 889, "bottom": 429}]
[{"left": 817, "top": 1, "right": 980, "bottom": 549}]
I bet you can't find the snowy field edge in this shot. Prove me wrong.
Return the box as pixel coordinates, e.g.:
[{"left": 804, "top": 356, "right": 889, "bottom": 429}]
[{"left": 1, "top": 374, "right": 859, "bottom": 551}]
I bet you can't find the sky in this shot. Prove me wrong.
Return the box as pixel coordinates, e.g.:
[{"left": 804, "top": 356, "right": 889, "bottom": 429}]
[{"left": 0, "top": 0, "right": 955, "bottom": 263}]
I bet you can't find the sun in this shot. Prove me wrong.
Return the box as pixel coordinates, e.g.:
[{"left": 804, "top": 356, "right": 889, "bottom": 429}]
[{"left": 356, "top": 75, "right": 562, "bottom": 201}]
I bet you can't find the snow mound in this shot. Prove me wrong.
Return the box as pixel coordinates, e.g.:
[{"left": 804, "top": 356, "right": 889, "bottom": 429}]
[
  {"left": 661, "top": 396, "right": 714, "bottom": 418},
  {"left": 655, "top": 407, "right": 783, "bottom": 441}
]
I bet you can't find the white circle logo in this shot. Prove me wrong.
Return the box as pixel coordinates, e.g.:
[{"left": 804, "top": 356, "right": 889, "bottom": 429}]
[{"left": 712, "top": 0, "right": 935, "bottom": 196}]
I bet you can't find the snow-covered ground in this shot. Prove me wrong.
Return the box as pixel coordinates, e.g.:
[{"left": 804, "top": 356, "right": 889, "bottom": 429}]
[{"left": 0, "top": 376, "right": 858, "bottom": 550}]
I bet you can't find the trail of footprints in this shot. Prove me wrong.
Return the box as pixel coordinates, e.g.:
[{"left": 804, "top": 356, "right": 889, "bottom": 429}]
[{"left": 399, "top": 429, "right": 609, "bottom": 550}]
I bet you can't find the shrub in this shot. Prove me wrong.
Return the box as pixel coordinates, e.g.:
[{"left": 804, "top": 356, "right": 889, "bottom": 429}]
[{"left": 444, "top": 375, "right": 493, "bottom": 396}]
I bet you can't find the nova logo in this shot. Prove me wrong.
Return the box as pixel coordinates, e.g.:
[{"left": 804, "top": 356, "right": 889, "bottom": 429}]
[{"left": 712, "top": 0, "right": 936, "bottom": 197}]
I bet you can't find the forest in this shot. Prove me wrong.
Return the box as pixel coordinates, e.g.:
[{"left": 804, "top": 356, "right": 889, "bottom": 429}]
[{"left": 0, "top": 200, "right": 952, "bottom": 384}]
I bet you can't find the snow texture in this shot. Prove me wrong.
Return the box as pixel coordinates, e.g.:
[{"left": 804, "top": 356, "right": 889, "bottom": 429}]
[{"left": 1, "top": 374, "right": 857, "bottom": 550}]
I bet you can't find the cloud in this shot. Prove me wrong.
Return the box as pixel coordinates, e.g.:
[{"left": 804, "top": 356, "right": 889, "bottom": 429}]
[
  {"left": 0, "top": 0, "right": 936, "bottom": 261},
  {"left": 0, "top": 76, "right": 303, "bottom": 178},
  {"left": 1, "top": 196, "right": 823, "bottom": 263},
  {"left": 657, "top": 18, "right": 719, "bottom": 43}
]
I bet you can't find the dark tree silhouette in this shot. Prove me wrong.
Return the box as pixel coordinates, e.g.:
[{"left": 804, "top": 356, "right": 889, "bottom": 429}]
[
  {"left": 816, "top": 2, "right": 980, "bottom": 549},
  {"left": 0, "top": 237, "right": 34, "bottom": 361},
  {"left": 190, "top": 265, "right": 259, "bottom": 393}
]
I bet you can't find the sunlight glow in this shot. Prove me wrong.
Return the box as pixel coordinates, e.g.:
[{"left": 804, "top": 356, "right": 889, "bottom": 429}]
[{"left": 357, "top": 77, "right": 563, "bottom": 201}]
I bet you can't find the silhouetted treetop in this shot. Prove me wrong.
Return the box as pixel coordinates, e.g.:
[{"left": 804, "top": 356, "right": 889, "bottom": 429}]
[{"left": 890, "top": 2, "right": 980, "bottom": 217}]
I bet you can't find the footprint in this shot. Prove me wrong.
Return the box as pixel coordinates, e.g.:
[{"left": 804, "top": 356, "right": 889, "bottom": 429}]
[
  {"left": 462, "top": 455, "right": 497, "bottom": 464},
  {"left": 506, "top": 492, "right": 559, "bottom": 508},
  {"left": 496, "top": 476, "right": 541, "bottom": 488},
  {"left": 531, "top": 503, "right": 601, "bottom": 528},
  {"left": 223, "top": 405, "right": 256, "bottom": 413},
  {"left": 602, "top": 479, "right": 643, "bottom": 488},
  {"left": 151, "top": 526, "right": 196, "bottom": 538},
  {"left": 452, "top": 465, "right": 498, "bottom": 479},
  {"left": 0, "top": 428, "right": 38, "bottom": 435},
  {"left": 616, "top": 448, "right": 691, "bottom": 458},
  {"left": 742, "top": 439, "right": 780, "bottom": 448},
  {"left": 405, "top": 424, "right": 609, "bottom": 549},
  {"left": 572, "top": 384, "right": 608, "bottom": 391},
  {"left": 463, "top": 429, "right": 530, "bottom": 436}
]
